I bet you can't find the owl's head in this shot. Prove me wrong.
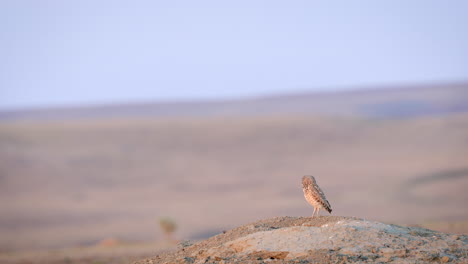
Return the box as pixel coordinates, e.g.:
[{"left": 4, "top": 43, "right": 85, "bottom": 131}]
[{"left": 302, "top": 175, "right": 316, "bottom": 188}]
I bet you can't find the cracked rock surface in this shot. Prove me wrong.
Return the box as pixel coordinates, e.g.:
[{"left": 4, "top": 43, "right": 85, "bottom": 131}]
[{"left": 134, "top": 216, "right": 467, "bottom": 263}]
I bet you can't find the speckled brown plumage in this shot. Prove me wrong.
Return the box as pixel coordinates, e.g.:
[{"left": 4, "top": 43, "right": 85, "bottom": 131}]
[{"left": 302, "top": 175, "right": 332, "bottom": 217}]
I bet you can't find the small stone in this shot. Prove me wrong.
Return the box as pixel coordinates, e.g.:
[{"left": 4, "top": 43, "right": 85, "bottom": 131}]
[
  {"left": 418, "top": 251, "right": 439, "bottom": 261},
  {"left": 340, "top": 247, "right": 359, "bottom": 255},
  {"left": 180, "top": 240, "right": 194, "bottom": 248},
  {"left": 248, "top": 250, "right": 289, "bottom": 260},
  {"left": 183, "top": 257, "right": 195, "bottom": 263},
  {"left": 380, "top": 256, "right": 393, "bottom": 262},
  {"left": 394, "top": 248, "right": 407, "bottom": 257},
  {"left": 366, "top": 254, "right": 379, "bottom": 260},
  {"left": 380, "top": 248, "right": 394, "bottom": 256},
  {"left": 441, "top": 255, "right": 451, "bottom": 262}
]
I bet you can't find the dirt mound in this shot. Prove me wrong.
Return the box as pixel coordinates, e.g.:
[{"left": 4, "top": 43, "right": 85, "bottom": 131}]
[{"left": 134, "top": 216, "right": 467, "bottom": 263}]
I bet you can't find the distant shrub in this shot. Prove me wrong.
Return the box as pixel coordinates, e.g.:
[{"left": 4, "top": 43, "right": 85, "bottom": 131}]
[{"left": 159, "top": 217, "right": 177, "bottom": 241}]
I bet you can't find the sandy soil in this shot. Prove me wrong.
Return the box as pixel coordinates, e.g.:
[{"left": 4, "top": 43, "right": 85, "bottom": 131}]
[{"left": 0, "top": 242, "right": 176, "bottom": 264}]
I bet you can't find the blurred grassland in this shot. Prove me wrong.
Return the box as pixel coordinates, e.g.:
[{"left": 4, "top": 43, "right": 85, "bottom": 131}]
[{"left": 1, "top": 113, "right": 467, "bottom": 253}]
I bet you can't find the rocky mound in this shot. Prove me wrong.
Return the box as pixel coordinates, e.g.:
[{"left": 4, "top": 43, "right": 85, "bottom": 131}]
[{"left": 134, "top": 216, "right": 467, "bottom": 263}]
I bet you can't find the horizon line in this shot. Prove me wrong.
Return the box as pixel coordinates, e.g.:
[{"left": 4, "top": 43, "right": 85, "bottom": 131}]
[{"left": 1, "top": 80, "right": 467, "bottom": 113}]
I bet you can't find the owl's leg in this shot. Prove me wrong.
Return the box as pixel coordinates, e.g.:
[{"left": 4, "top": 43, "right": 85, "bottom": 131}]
[
  {"left": 316, "top": 208, "right": 320, "bottom": 217},
  {"left": 312, "top": 207, "right": 316, "bottom": 217}
]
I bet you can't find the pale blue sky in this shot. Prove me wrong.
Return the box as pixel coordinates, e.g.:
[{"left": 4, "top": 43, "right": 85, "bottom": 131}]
[{"left": 1, "top": 0, "right": 467, "bottom": 110}]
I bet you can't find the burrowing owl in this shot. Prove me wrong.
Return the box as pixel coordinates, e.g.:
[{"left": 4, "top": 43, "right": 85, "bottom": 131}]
[{"left": 302, "top": 175, "right": 332, "bottom": 217}]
